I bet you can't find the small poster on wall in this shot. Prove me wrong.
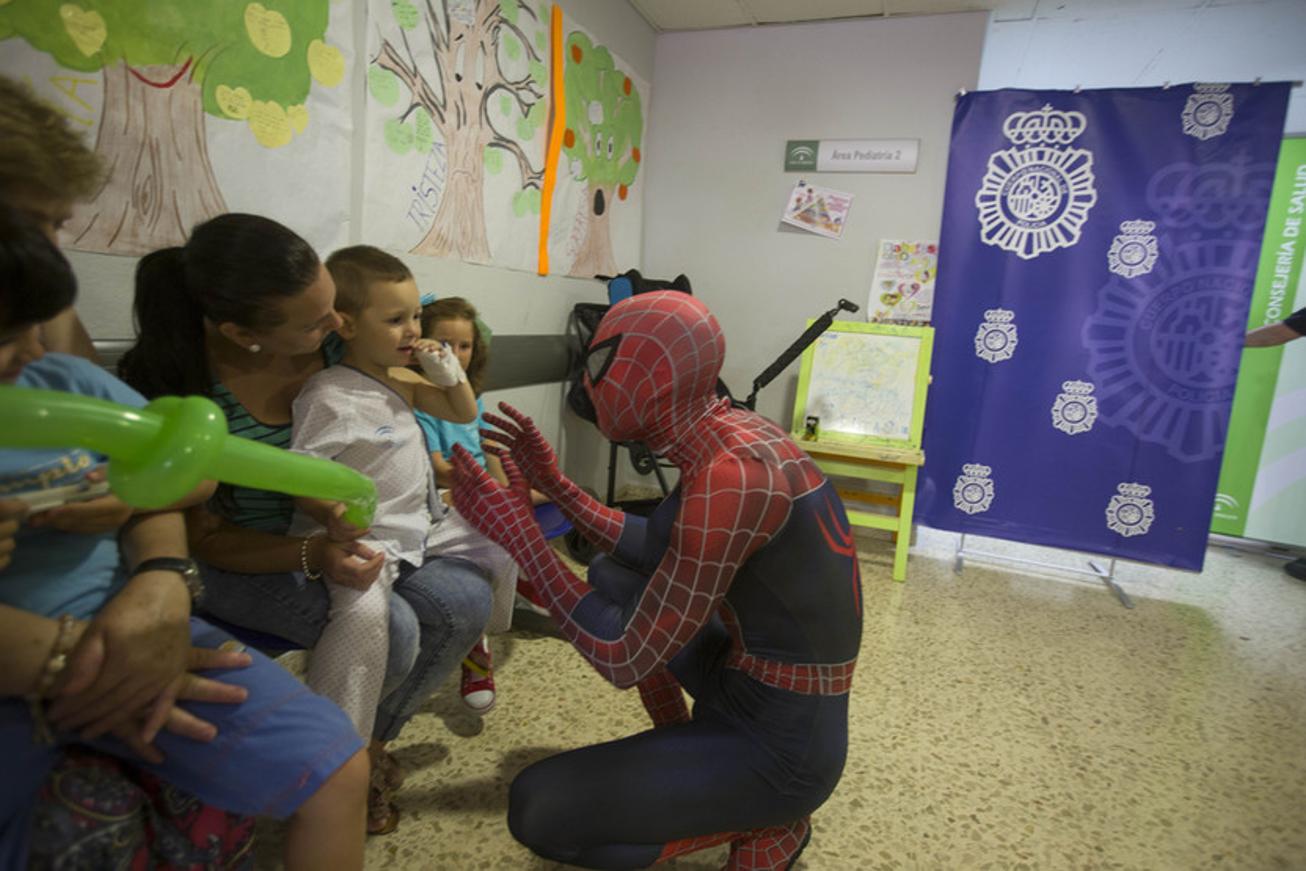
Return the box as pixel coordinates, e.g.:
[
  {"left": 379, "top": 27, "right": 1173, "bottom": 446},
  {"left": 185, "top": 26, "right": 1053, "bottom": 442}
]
[
  {"left": 781, "top": 180, "right": 852, "bottom": 239},
  {"left": 868, "top": 240, "right": 938, "bottom": 323}
]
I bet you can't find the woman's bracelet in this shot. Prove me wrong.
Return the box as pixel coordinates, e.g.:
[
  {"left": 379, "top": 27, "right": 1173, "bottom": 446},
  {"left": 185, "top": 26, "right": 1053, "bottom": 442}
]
[
  {"left": 301, "top": 533, "right": 324, "bottom": 581},
  {"left": 28, "top": 614, "right": 78, "bottom": 744}
]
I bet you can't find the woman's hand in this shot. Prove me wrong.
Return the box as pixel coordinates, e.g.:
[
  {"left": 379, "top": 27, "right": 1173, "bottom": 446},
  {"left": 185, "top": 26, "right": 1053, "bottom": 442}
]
[
  {"left": 112, "top": 644, "right": 253, "bottom": 763},
  {"left": 0, "top": 497, "right": 26, "bottom": 571},
  {"left": 313, "top": 536, "right": 384, "bottom": 590},
  {"left": 47, "top": 570, "right": 192, "bottom": 738},
  {"left": 26, "top": 469, "right": 133, "bottom": 535}
]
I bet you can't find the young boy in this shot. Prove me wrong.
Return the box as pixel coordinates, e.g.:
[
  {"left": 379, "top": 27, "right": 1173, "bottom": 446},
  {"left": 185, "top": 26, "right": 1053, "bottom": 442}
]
[
  {"left": 0, "top": 204, "right": 370, "bottom": 870},
  {"left": 288, "top": 247, "right": 516, "bottom": 750}
]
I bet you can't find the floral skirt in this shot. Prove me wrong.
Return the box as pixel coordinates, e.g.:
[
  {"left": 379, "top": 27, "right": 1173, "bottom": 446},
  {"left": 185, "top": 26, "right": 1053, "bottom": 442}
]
[{"left": 29, "top": 748, "right": 255, "bottom": 870}]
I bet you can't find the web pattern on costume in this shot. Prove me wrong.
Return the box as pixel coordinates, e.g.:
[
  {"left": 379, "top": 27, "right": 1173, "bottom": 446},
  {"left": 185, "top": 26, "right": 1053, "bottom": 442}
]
[
  {"left": 656, "top": 817, "right": 812, "bottom": 868},
  {"left": 456, "top": 293, "right": 853, "bottom": 692},
  {"left": 449, "top": 292, "right": 857, "bottom": 870},
  {"left": 481, "top": 403, "right": 628, "bottom": 552}
]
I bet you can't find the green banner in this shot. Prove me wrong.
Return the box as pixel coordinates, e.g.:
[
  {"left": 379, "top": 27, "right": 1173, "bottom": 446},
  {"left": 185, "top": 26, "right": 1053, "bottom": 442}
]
[{"left": 1212, "top": 137, "right": 1306, "bottom": 541}]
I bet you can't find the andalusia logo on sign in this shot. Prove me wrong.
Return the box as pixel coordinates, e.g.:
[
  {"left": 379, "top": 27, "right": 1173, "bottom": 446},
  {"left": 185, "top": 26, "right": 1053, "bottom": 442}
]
[{"left": 785, "top": 140, "right": 819, "bottom": 171}]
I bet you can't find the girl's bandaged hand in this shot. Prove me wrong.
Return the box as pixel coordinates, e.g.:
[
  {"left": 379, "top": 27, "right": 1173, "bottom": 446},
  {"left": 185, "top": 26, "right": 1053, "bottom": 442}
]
[{"left": 416, "top": 339, "right": 466, "bottom": 387}]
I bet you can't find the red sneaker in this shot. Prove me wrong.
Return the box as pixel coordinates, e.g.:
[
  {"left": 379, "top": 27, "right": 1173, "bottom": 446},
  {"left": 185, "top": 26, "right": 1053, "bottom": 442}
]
[
  {"left": 460, "top": 637, "right": 496, "bottom": 715},
  {"left": 515, "top": 578, "right": 550, "bottom": 616}
]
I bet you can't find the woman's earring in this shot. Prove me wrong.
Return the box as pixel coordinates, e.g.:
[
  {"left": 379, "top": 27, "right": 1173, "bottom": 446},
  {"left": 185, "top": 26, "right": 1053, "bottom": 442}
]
[{"left": 248, "top": 344, "right": 261, "bottom": 353}]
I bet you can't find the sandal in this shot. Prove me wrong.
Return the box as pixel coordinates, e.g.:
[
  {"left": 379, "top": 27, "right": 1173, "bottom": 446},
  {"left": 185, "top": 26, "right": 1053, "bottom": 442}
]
[
  {"left": 378, "top": 748, "right": 406, "bottom": 791},
  {"left": 367, "top": 760, "right": 401, "bottom": 835}
]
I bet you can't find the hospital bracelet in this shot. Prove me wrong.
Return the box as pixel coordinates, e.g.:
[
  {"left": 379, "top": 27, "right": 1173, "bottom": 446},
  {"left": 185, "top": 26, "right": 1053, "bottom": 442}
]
[
  {"left": 28, "top": 614, "right": 78, "bottom": 744},
  {"left": 301, "top": 533, "right": 324, "bottom": 581}
]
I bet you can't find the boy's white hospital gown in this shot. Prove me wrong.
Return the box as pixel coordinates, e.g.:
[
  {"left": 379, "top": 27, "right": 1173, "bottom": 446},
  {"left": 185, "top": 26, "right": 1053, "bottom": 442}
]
[{"left": 289, "top": 365, "right": 515, "bottom": 737}]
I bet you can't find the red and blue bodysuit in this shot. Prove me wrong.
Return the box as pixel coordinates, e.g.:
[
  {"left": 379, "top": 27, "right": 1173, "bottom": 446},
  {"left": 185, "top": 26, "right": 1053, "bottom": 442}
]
[{"left": 450, "top": 291, "right": 861, "bottom": 870}]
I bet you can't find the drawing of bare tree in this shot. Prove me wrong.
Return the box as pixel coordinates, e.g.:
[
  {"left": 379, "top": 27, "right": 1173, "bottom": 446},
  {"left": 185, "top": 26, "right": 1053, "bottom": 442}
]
[{"left": 370, "top": 0, "right": 548, "bottom": 262}]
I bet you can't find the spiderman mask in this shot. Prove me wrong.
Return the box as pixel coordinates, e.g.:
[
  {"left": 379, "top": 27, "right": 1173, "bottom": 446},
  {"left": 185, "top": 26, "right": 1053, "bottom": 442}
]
[{"left": 582, "top": 291, "right": 726, "bottom": 451}]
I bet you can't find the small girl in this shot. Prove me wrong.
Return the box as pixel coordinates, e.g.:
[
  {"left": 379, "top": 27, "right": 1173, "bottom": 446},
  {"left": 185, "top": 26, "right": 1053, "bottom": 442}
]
[{"left": 416, "top": 297, "right": 546, "bottom": 714}]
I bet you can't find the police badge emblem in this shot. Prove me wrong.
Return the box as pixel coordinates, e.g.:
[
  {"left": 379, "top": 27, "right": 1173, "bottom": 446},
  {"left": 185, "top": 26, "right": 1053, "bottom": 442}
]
[
  {"left": 975, "top": 104, "right": 1097, "bottom": 260},
  {"left": 1083, "top": 238, "right": 1260, "bottom": 463},
  {"left": 1051, "top": 380, "right": 1098, "bottom": 435},
  {"left": 1105, "top": 482, "right": 1155, "bottom": 537},
  {"left": 1182, "top": 83, "right": 1233, "bottom": 141},
  {"left": 1106, "top": 220, "right": 1159, "bottom": 279},
  {"left": 974, "top": 308, "right": 1018, "bottom": 363},
  {"left": 953, "top": 463, "right": 995, "bottom": 515}
]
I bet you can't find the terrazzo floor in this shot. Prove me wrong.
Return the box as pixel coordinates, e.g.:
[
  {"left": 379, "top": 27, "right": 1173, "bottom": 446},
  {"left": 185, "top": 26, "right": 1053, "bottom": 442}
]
[{"left": 255, "top": 531, "right": 1306, "bottom": 870}]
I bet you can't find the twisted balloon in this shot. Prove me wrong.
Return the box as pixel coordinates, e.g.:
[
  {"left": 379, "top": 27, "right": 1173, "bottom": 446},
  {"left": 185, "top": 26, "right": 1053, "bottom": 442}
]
[{"left": 1, "top": 386, "right": 376, "bottom": 527}]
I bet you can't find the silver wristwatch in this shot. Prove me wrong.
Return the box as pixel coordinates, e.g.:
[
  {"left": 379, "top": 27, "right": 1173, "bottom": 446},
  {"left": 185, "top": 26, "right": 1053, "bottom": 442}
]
[{"left": 131, "top": 557, "right": 204, "bottom": 604}]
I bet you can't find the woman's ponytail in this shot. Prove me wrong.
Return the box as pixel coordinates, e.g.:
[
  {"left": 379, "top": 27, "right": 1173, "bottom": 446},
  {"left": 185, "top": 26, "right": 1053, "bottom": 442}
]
[
  {"left": 118, "top": 246, "right": 211, "bottom": 397},
  {"left": 119, "top": 213, "right": 320, "bottom": 399}
]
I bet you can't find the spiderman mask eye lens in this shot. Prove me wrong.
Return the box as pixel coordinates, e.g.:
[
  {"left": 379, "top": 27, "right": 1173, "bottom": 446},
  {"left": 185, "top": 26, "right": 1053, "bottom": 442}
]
[{"left": 583, "top": 334, "right": 621, "bottom": 386}]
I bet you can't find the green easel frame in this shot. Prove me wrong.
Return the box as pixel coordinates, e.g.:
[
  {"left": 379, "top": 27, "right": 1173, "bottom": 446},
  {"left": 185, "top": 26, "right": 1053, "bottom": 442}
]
[{"left": 789, "top": 320, "right": 934, "bottom": 581}]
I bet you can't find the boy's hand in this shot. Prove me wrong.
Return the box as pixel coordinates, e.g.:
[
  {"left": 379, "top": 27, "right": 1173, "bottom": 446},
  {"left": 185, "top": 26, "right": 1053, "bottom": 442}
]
[
  {"left": 415, "top": 339, "right": 466, "bottom": 387},
  {"left": 324, "top": 501, "right": 369, "bottom": 542},
  {"left": 0, "top": 497, "right": 27, "bottom": 571},
  {"left": 296, "top": 498, "right": 370, "bottom": 542}
]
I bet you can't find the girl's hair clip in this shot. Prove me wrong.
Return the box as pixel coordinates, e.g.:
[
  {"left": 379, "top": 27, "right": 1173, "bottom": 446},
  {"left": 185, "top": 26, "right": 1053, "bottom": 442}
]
[{"left": 419, "top": 292, "right": 437, "bottom": 306}]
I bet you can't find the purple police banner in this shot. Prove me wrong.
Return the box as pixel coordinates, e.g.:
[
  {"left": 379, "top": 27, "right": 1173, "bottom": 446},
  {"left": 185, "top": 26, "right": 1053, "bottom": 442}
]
[{"left": 916, "top": 83, "right": 1290, "bottom": 570}]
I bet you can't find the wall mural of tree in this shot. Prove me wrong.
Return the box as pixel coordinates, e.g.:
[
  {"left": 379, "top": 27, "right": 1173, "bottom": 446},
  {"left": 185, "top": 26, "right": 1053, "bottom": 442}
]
[
  {"left": 368, "top": 0, "right": 549, "bottom": 263},
  {"left": 364, "top": 0, "right": 647, "bottom": 276},
  {"left": 559, "top": 31, "right": 642, "bottom": 278},
  {"left": 0, "top": 2, "right": 346, "bottom": 254}
]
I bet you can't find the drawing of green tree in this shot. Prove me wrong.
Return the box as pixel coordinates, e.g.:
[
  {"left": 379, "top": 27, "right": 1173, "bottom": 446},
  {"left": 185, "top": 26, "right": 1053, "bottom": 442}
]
[
  {"left": 370, "top": 0, "right": 548, "bottom": 262},
  {"left": 0, "top": 2, "right": 344, "bottom": 253},
  {"left": 560, "top": 31, "right": 642, "bottom": 278}
]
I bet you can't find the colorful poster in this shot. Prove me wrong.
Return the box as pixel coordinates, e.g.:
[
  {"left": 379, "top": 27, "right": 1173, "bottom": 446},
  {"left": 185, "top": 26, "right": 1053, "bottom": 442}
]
[
  {"left": 915, "top": 84, "right": 1291, "bottom": 570},
  {"left": 868, "top": 240, "right": 937, "bottom": 322},
  {"left": 0, "top": 1, "right": 354, "bottom": 255},
  {"left": 362, "top": 0, "right": 646, "bottom": 276},
  {"left": 781, "top": 180, "right": 852, "bottom": 240},
  {"left": 1212, "top": 138, "right": 1306, "bottom": 546}
]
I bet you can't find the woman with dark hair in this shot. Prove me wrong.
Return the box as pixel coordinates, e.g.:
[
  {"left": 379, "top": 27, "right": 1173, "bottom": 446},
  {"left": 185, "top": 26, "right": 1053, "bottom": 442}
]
[
  {"left": 1, "top": 77, "right": 281, "bottom": 867},
  {"left": 0, "top": 203, "right": 370, "bottom": 870},
  {"left": 118, "top": 213, "right": 493, "bottom": 833}
]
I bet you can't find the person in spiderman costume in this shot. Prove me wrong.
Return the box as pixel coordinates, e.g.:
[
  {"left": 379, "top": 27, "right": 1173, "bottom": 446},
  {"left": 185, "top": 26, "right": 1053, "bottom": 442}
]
[{"left": 448, "top": 290, "right": 862, "bottom": 870}]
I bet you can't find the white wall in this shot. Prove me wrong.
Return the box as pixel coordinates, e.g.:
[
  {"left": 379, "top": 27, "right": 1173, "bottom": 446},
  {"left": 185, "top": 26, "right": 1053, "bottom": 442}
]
[
  {"left": 63, "top": 0, "right": 655, "bottom": 494},
  {"left": 640, "top": 13, "right": 988, "bottom": 432},
  {"left": 978, "top": 0, "right": 1306, "bottom": 134}
]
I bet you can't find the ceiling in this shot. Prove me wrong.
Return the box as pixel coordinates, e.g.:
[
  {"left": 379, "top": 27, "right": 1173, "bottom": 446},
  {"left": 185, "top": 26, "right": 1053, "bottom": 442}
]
[{"left": 627, "top": 0, "right": 1264, "bottom": 31}]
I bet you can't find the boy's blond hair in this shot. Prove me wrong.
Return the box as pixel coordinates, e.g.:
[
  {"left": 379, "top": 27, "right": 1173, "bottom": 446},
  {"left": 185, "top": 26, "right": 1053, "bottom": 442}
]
[
  {"left": 324, "top": 245, "right": 413, "bottom": 314},
  {"left": 0, "top": 77, "right": 104, "bottom": 203}
]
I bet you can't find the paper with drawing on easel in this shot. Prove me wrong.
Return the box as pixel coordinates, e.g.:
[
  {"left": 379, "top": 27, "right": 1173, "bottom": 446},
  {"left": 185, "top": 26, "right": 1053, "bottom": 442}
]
[{"left": 781, "top": 180, "right": 852, "bottom": 240}]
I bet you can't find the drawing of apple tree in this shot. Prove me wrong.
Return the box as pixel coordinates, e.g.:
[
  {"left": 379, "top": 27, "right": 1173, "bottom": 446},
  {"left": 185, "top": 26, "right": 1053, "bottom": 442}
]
[
  {"left": 370, "top": 0, "right": 549, "bottom": 262},
  {"left": 560, "top": 31, "right": 643, "bottom": 278},
  {"left": 0, "top": 2, "right": 345, "bottom": 254}
]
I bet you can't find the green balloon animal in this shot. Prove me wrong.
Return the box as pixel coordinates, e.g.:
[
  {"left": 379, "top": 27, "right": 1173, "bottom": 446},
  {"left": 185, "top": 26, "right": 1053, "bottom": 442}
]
[{"left": 1, "top": 386, "right": 376, "bottom": 527}]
